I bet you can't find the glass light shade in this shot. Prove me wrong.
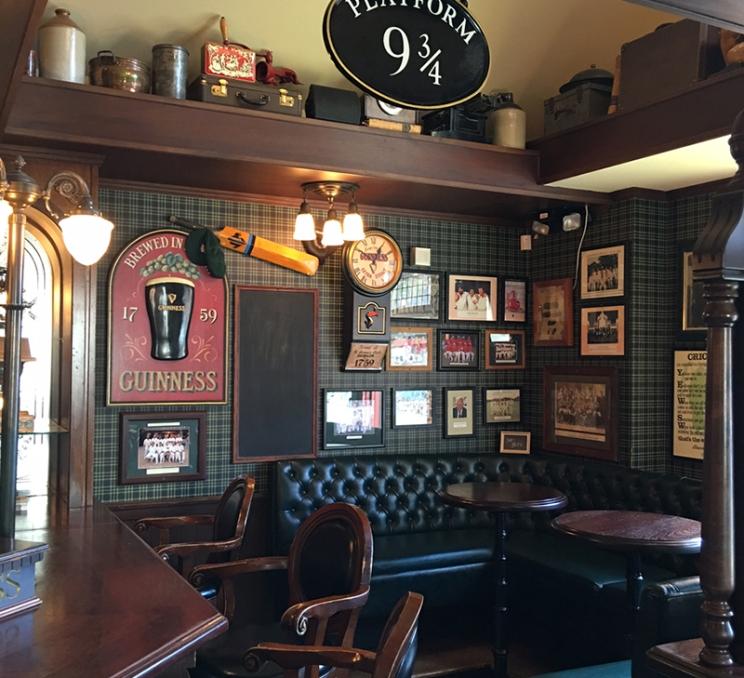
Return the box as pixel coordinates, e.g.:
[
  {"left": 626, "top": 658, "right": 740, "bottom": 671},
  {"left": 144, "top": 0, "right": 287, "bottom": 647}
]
[
  {"left": 321, "top": 218, "right": 344, "bottom": 247},
  {"left": 59, "top": 213, "right": 114, "bottom": 266},
  {"left": 0, "top": 199, "right": 11, "bottom": 225},
  {"left": 293, "top": 211, "right": 317, "bottom": 241},
  {"left": 342, "top": 211, "right": 365, "bottom": 241}
]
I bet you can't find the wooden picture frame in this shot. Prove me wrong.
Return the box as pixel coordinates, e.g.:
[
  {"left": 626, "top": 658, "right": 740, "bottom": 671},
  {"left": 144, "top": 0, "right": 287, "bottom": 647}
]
[
  {"left": 580, "top": 244, "right": 625, "bottom": 300},
  {"left": 119, "top": 411, "right": 206, "bottom": 484},
  {"left": 483, "top": 388, "right": 521, "bottom": 424},
  {"left": 391, "top": 270, "right": 441, "bottom": 320},
  {"left": 672, "top": 350, "right": 706, "bottom": 461},
  {"left": 443, "top": 388, "right": 475, "bottom": 438},
  {"left": 388, "top": 326, "right": 433, "bottom": 371},
  {"left": 484, "top": 329, "right": 526, "bottom": 369},
  {"left": 500, "top": 431, "right": 531, "bottom": 455},
  {"left": 580, "top": 306, "right": 625, "bottom": 357},
  {"left": 543, "top": 366, "right": 618, "bottom": 462},
  {"left": 438, "top": 329, "right": 480, "bottom": 370},
  {"left": 503, "top": 279, "right": 527, "bottom": 323},
  {"left": 233, "top": 286, "right": 317, "bottom": 463},
  {"left": 392, "top": 388, "right": 434, "bottom": 428},
  {"left": 532, "top": 278, "right": 574, "bottom": 347},
  {"left": 447, "top": 274, "right": 498, "bottom": 322},
  {"left": 323, "top": 389, "right": 384, "bottom": 449},
  {"left": 680, "top": 245, "right": 706, "bottom": 335}
]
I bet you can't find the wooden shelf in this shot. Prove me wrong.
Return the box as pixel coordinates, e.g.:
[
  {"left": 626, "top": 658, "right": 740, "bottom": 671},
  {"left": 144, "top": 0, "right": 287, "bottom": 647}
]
[
  {"left": 529, "top": 67, "right": 744, "bottom": 185},
  {"left": 2, "top": 77, "right": 609, "bottom": 224}
]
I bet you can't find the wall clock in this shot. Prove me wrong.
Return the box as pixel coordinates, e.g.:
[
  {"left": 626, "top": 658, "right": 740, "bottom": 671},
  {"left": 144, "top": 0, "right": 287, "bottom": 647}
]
[{"left": 343, "top": 229, "right": 403, "bottom": 296}]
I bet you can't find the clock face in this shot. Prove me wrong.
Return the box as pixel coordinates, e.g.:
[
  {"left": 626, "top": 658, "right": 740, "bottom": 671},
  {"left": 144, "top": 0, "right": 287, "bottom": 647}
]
[{"left": 343, "top": 230, "right": 403, "bottom": 295}]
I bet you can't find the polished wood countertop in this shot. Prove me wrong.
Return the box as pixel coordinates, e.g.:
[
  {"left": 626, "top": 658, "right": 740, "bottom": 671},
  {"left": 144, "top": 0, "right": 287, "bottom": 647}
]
[{"left": 0, "top": 501, "right": 228, "bottom": 677}]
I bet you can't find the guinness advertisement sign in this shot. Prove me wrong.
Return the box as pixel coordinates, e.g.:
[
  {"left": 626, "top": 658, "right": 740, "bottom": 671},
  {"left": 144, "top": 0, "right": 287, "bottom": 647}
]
[{"left": 323, "top": 0, "right": 490, "bottom": 110}]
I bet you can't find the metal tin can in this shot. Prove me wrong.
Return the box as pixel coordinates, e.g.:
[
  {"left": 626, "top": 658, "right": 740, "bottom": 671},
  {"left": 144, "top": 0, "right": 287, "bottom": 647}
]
[{"left": 152, "top": 44, "right": 189, "bottom": 99}]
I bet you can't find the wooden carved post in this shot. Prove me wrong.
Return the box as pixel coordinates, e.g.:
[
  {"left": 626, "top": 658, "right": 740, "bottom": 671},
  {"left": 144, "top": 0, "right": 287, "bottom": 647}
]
[{"left": 693, "top": 109, "right": 744, "bottom": 668}]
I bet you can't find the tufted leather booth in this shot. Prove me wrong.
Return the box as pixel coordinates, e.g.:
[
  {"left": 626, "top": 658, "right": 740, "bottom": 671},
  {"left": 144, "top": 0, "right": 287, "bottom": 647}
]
[{"left": 276, "top": 453, "right": 702, "bottom": 664}]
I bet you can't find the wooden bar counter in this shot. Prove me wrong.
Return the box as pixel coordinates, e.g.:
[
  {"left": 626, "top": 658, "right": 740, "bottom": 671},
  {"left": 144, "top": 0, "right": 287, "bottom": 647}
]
[{"left": 0, "top": 501, "right": 228, "bottom": 677}]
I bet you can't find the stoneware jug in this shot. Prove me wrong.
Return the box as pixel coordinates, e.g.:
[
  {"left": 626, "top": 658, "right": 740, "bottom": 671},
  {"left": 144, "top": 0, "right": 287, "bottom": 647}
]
[{"left": 38, "top": 8, "right": 86, "bottom": 84}]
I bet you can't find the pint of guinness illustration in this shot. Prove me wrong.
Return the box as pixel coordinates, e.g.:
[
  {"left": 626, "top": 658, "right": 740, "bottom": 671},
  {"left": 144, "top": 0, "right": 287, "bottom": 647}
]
[{"left": 145, "top": 276, "right": 195, "bottom": 360}]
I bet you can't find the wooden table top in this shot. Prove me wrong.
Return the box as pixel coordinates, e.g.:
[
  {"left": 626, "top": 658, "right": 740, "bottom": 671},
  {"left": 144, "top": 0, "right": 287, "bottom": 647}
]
[
  {"left": 552, "top": 510, "right": 701, "bottom": 554},
  {"left": 440, "top": 482, "right": 568, "bottom": 513},
  {"left": 0, "top": 502, "right": 228, "bottom": 677}
]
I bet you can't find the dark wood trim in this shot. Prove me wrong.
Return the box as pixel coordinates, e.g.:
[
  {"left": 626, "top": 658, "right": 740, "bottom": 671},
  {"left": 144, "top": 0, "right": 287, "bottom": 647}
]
[
  {"left": 669, "top": 178, "right": 731, "bottom": 202},
  {"left": 0, "top": 0, "right": 46, "bottom": 131},
  {"left": 610, "top": 187, "right": 670, "bottom": 202},
  {"left": 529, "top": 69, "right": 744, "bottom": 185},
  {"left": 624, "top": 0, "right": 744, "bottom": 33}
]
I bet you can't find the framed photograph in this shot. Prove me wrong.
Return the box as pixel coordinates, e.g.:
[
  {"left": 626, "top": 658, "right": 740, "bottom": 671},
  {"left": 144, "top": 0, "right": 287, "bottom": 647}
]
[
  {"left": 447, "top": 274, "right": 498, "bottom": 322},
  {"left": 580, "top": 245, "right": 625, "bottom": 300},
  {"left": 484, "top": 388, "right": 521, "bottom": 424},
  {"left": 672, "top": 350, "right": 706, "bottom": 460},
  {"left": 532, "top": 278, "right": 574, "bottom": 347},
  {"left": 392, "top": 389, "right": 434, "bottom": 428},
  {"left": 391, "top": 271, "right": 441, "bottom": 320},
  {"left": 388, "top": 327, "right": 433, "bottom": 371},
  {"left": 323, "top": 390, "right": 384, "bottom": 450},
  {"left": 543, "top": 366, "right": 618, "bottom": 461},
  {"left": 119, "top": 412, "right": 206, "bottom": 485},
  {"left": 580, "top": 306, "right": 625, "bottom": 357},
  {"left": 503, "top": 279, "right": 527, "bottom": 323},
  {"left": 444, "top": 388, "right": 475, "bottom": 438},
  {"left": 438, "top": 330, "right": 480, "bottom": 370},
  {"left": 484, "top": 330, "right": 525, "bottom": 369},
  {"left": 500, "top": 431, "right": 531, "bottom": 455},
  {"left": 680, "top": 247, "right": 706, "bottom": 334}
]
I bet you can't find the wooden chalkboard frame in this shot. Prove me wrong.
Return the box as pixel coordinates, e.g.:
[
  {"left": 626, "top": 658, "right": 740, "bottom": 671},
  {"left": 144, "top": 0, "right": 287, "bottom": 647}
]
[{"left": 232, "top": 286, "right": 318, "bottom": 463}]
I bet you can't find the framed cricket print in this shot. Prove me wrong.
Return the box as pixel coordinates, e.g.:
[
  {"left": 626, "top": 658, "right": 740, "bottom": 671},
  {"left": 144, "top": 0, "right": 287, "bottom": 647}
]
[
  {"left": 484, "top": 330, "right": 525, "bottom": 369},
  {"left": 543, "top": 366, "right": 618, "bottom": 462},
  {"left": 438, "top": 330, "right": 480, "bottom": 370},
  {"left": 388, "top": 327, "right": 433, "bottom": 371},
  {"left": 532, "top": 278, "right": 574, "bottom": 347},
  {"left": 500, "top": 431, "right": 531, "bottom": 455},
  {"left": 580, "top": 245, "right": 625, "bottom": 300},
  {"left": 444, "top": 388, "right": 475, "bottom": 438},
  {"left": 580, "top": 306, "right": 625, "bottom": 357},
  {"left": 672, "top": 350, "right": 706, "bottom": 460},
  {"left": 503, "top": 279, "right": 527, "bottom": 323},
  {"left": 391, "top": 271, "right": 441, "bottom": 320},
  {"left": 323, "top": 389, "right": 384, "bottom": 449},
  {"left": 447, "top": 274, "right": 498, "bottom": 322},
  {"left": 392, "top": 389, "right": 434, "bottom": 428},
  {"left": 119, "top": 411, "right": 206, "bottom": 484},
  {"left": 484, "top": 388, "right": 521, "bottom": 424}
]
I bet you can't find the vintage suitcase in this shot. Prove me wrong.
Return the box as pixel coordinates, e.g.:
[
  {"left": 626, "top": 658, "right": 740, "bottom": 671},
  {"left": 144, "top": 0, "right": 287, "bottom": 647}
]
[
  {"left": 188, "top": 76, "right": 303, "bottom": 116},
  {"left": 619, "top": 19, "right": 725, "bottom": 111}
]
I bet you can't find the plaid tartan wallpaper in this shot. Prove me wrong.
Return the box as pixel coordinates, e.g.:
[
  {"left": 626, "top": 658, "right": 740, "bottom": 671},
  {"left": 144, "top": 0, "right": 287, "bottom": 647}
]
[{"left": 93, "top": 187, "right": 529, "bottom": 502}]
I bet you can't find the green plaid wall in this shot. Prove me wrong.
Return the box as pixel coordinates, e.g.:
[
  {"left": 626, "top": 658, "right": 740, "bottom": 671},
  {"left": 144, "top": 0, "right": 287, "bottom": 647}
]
[{"left": 94, "top": 187, "right": 529, "bottom": 502}]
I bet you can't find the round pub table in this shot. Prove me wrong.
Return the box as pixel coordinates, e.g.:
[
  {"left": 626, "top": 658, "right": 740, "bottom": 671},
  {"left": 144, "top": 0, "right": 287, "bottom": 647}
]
[
  {"left": 439, "top": 482, "right": 568, "bottom": 678},
  {"left": 552, "top": 510, "right": 701, "bottom": 613}
]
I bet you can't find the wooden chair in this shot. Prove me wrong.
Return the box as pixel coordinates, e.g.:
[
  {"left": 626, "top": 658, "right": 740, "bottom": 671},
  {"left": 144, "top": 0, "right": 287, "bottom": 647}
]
[
  {"left": 134, "top": 475, "right": 255, "bottom": 579},
  {"left": 188, "top": 502, "right": 374, "bottom": 678},
  {"left": 246, "top": 592, "right": 424, "bottom": 678}
]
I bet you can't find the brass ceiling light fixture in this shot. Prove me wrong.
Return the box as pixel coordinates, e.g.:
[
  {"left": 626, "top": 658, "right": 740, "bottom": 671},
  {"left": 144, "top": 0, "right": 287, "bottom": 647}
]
[{"left": 293, "top": 181, "right": 366, "bottom": 260}]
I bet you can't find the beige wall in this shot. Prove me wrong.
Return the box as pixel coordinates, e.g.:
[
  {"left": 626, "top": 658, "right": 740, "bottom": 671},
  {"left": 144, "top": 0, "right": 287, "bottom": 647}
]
[{"left": 42, "top": 0, "right": 674, "bottom": 138}]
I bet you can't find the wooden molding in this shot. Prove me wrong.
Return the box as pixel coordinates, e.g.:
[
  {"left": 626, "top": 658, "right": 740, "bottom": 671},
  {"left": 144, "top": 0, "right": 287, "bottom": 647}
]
[{"left": 624, "top": 0, "right": 744, "bottom": 33}]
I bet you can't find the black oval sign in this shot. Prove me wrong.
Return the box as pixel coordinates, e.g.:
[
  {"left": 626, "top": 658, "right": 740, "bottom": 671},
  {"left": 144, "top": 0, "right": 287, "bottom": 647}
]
[{"left": 323, "top": 0, "right": 490, "bottom": 110}]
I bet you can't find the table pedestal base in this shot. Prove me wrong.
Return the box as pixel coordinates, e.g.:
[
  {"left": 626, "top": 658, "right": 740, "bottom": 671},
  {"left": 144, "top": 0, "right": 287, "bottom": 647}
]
[{"left": 492, "top": 513, "right": 509, "bottom": 678}]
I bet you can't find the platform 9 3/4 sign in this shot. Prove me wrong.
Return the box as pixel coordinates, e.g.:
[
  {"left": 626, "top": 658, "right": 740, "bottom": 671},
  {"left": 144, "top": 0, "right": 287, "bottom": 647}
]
[{"left": 323, "top": 0, "right": 490, "bottom": 110}]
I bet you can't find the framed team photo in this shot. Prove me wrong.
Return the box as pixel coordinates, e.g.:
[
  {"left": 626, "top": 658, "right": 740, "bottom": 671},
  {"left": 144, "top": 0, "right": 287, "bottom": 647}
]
[
  {"left": 119, "top": 412, "right": 206, "bottom": 484},
  {"left": 388, "top": 327, "right": 433, "bottom": 371},
  {"left": 484, "top": 388, "right": 521, "bottom": 424},
  {"left": 447, "top": 274, "right": 498, "bottom": 322},
  {"left": 438, "top": 330, "right": 480, "bottom": 370},
  {"left": 580, "top": 245, "right": 625, "bottom": 300},
  {"left": 580, "top": 306, "right": 625, "bottom": 357},
  {"left": 323, "top": 390, "right": 384, "bottom": 450},
  {"left": 484, "top": 330, "right": 525, "bottom": 369},
  {"left": 503, "top": 279, "right": 527, "bottom": 323}
]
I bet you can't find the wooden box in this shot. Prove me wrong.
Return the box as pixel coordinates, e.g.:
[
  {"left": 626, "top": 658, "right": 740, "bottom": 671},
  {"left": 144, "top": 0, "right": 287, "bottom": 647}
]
[{"left": 619, "top": 19, "right": 724, "bottom": 112}]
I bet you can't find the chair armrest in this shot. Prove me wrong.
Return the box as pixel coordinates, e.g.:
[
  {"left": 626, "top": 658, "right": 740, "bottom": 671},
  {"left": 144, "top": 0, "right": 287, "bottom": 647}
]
[
  {"left": 245, "top": 642, "right": 375, "bottom": 673},
  {"left": 156, "top": 537, "right": 241, "bottom": 564},
  {"left": 189, "top": 556, "right": 288, "bottom": 588},
  {"left": 134, "top": 514, "right": 214, "bottom": 533},
  {"left": 281, "top": 586, "right": 371, "bottom": 636}
]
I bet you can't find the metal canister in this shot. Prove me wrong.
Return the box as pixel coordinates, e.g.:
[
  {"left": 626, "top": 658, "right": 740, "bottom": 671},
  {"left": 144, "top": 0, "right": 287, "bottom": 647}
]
[{"left": 152, "top": 44, "right": 189, "bottom": 99}]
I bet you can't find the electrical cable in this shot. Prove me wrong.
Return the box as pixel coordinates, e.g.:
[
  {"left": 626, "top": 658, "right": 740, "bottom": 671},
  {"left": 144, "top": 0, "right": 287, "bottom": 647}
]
[{"left": 572, "top": 204, "right": 590, "bottom": 290}]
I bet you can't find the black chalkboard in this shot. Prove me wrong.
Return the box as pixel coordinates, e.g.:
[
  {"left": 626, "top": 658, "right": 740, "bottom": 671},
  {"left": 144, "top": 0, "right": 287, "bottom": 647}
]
[{"left": 233, "top": 286, "right": 318, "bottom": 462}]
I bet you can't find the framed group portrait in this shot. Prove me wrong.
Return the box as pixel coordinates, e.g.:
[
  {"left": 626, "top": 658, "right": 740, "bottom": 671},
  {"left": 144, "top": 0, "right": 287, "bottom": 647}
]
[
  {"left": 391, "top": 271, "right": 441, "bottom": 320},
  {"left": 580, "top": 306, "right": 625, "bottom": 357},
  {"left": 438, "top": 330, "right": 480, "bottom": 370},
  {"left": 444, "top": 388, "right": 475, "bottom": 438},
  {"left": 532, "top": 278, "right": 574, "bottom": 347},
  {"left": 484, "top": 330, "right": 525, "bottom": 369},
  {"left": 323, "top": 390, "right": 384, "bottom": 450},
  {"left": 543, "top": 366, "right": 618, "bottom": 462},
  {"left": 580, "top": 245, "right": 625, "bottom": 300},
  {"left": 388, "top": 327, "right": 433, "bottom": 371},
  {"left": 119, "top": 411, "right": 206, "bottom": 485},
  {"left": 447, "top": 274, "right": 498, "bottom": 322},
  {"left": 483, "top": 388, "right": 521, "bottom": 424},
  {"left": 392, "top": 389, "right": 434, "bottom": 428}
]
